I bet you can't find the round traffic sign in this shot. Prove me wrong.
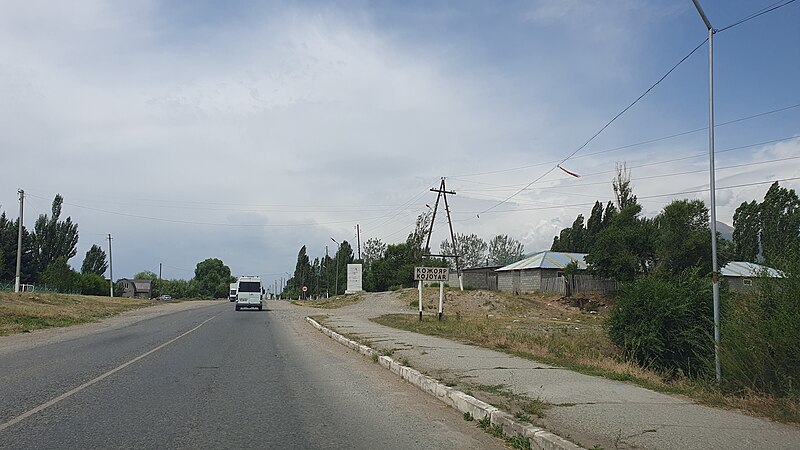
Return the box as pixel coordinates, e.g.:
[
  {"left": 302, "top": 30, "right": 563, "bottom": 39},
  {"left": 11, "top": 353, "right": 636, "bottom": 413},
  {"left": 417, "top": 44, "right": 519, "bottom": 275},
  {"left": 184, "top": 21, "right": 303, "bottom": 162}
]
[{"left": 302, "top": 286, "right": 308, "bottom": 292}]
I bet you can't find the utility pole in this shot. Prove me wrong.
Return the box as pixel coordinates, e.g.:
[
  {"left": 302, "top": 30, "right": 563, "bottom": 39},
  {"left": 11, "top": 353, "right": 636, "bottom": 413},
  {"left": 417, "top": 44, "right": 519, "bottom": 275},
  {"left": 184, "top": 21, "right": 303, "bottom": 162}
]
[
  {"left": 325, "top": 245, "right": 329, "bottom": 298},
  {"left": 159, "top": 263, "right": 162, "bottom": 280},
  {"left": 692, "top": 0, "right": 721, "bottom": 384},
  {"left": 14, "top": 189, "right": 24, "bottom": 293},
  {"left": 331, "top": 238, "right": 340, "bottom": 296},
  {"left": 356, "top": 224, "right": 361, "bottom": 260},
  {"left": 424, "top": 178, "right": 463, "bottom": 291},
  {"left": 692, "top": 0, "right": 722, "bottom": 383},
  {"left": 108, "top": 234, "right": 114, "bottom": 297}
]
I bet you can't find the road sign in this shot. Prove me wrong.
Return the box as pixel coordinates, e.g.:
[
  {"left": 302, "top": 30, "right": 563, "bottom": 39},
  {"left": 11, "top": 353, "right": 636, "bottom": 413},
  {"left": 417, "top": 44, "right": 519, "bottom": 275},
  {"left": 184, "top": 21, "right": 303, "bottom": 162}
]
[
  {"left": 302, "top": 286, "right": 308, "bottom": 292},
  {"left": 414, "top": 267, "right": 448, "bottom": 281}
]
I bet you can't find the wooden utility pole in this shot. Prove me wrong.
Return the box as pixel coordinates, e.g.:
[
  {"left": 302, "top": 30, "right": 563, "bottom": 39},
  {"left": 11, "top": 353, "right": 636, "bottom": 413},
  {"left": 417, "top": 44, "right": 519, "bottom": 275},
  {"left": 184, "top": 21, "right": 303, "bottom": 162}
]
[{"left": 423, "top": 178, "right": 463, "bottom": 291}]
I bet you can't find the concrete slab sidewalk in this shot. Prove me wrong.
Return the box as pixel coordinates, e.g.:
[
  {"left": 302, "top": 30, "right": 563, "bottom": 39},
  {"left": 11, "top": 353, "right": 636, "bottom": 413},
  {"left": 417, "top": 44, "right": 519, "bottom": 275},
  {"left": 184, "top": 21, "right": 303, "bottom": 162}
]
[{"left": 307, "top": 294, "right": 800, "bottom": 450}]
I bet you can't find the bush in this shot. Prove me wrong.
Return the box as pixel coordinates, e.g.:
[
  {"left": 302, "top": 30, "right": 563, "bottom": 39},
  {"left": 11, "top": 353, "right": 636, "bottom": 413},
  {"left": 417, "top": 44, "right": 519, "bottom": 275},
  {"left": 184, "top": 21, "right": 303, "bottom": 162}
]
[
  {"left": 80, "top": 273, "right": 109, "bottom": 296},
  {"left": 720, "top": 261, "right": 800, "bottom": 397},
  {"left": 608, "top": 270, "right": 714, "bottom": 377}
]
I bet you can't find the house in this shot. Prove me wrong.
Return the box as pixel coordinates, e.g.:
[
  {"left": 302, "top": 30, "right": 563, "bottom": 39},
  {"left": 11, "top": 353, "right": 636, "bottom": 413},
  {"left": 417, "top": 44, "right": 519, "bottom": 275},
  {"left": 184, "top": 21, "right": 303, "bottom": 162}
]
[
  {"left": 495, "top": 251, "right": 618, "bottom": 295},
  {"left": 118, "top": 278, "right": 153, "bottom": 298},
  {"left": 721, "top": 261, "right": 783, "bottom": 292},
  {"left": 448, "top": 266, "right": 502, "bottom": 290}
]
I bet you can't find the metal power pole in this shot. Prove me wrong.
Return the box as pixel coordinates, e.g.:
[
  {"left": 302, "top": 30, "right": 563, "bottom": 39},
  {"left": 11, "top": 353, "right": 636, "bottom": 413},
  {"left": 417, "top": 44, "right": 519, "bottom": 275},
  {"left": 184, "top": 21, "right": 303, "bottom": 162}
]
[
  {"left": 14, "top": 189, "right": 24, "bottom": 293},
  {"left": 108, "top": 234, "right": 114, "bottom": 297},
  {"left": 692, "top": 0, "right": 721, "bottom": 383}
]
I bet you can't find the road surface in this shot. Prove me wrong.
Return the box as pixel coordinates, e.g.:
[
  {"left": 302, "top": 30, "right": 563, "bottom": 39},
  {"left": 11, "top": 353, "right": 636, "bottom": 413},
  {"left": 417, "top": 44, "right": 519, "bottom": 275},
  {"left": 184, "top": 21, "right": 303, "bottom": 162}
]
[{"left": 0, "top": 301, "right": 503, "bottom": 449}]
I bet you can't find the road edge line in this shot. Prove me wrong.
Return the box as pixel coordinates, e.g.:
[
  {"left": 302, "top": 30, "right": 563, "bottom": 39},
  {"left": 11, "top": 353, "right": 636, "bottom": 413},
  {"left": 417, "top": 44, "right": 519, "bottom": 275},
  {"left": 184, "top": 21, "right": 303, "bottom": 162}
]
[
  {"left": 305, "top": 316, "right": 583, "bottom": 450},
  {"left": 0, "top": 314, "right": 220, "bottom": 432}
]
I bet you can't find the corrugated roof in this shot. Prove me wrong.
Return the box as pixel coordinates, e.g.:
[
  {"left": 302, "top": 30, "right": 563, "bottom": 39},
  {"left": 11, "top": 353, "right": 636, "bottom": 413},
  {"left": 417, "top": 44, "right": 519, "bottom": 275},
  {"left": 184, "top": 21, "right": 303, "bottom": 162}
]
[
  {"left": 721, "top": 261, "right": 783, "bottom": 278},
  {"left": 496, "top": 252, "right": 588, "bottom": 272}
]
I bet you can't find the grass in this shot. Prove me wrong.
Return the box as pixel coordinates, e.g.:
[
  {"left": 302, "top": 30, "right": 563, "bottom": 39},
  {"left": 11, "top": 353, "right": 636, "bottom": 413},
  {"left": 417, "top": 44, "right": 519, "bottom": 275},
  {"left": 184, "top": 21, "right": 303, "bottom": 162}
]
[
  {"left": 371, "top": 300, "right": 800, "bottom": 424},
  {"left": 0, "top": 291, "right": 153, "bottom": 336},
  {"left": 292, "top": 292, "right": 365, "bottom": 309}
]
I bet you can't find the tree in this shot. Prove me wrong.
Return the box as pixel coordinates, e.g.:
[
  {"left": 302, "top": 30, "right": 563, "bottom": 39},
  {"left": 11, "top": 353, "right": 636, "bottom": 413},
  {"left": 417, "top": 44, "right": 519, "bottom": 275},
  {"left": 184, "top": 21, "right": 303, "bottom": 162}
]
[
  {"left": 440, "top": 233, "right": 487, "bottom": 269},
  {"left": 586, "top": 201, "right": 605, "bottom": 243},
  {"left": 488, "top": 234, "right": 524, "bottom": 266},
  {"left": 408, "top": 211, "right": 433, "bottom": 260},
  {"left": 732, "top": 200, "right": 760, "bottom": 262},
  {"left": 31, "top": 194, "right": 79, "bottom": 275},
  {"left": 134, "top": 270, "right": 158, "bottom": 280},
  {"left": 362, "top": 238, "right": 386, "bottom": 269},
  {"left": 587, "top": 204, "right": 655, "bottom": 282},
  {"left": 332, "top": 241, "right": 355, "bottom": 295},
  {"left": 194, "top": 258, "right": 234, "bottom": 298},
  {"left": 80, "top": 273, "right": 109, "bottom": 296},
  {"left": 613, "top": 163, "right": 637, "bottom": 210},
  {"left": 654, "top": 199, "right": 713, "bottom": 276},
  {"left": 0, "top": 212, "right": 36, "bottom": 282},
  {"left": 759, "top": 182, "right": 800, "bottom": 265},
  {"left": 81, "top": 244, "right": 108, "bottom": 275},
  {"left": 40, "top": 256, "right": 81, "bottom": 293},
  {"left": 290, "top": 246, "right": 312, "bottom": 296}
]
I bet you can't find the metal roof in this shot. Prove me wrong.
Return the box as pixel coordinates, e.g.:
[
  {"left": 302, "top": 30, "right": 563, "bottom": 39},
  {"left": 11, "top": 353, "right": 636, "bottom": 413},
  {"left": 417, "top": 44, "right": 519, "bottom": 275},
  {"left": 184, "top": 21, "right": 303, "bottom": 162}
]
[
  {"left": 496, "top": 252, "right": 588, "bottom": 272},
  {"left": 721, "top": 261, "right": 783, "bottom": 278}
]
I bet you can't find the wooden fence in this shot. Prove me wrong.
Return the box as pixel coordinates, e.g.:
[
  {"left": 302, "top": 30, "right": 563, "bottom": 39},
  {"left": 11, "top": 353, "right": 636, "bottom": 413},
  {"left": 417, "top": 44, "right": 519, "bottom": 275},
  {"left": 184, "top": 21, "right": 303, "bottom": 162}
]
[{"left": 540, "top": 275, "right": 619, "bottom": 296}]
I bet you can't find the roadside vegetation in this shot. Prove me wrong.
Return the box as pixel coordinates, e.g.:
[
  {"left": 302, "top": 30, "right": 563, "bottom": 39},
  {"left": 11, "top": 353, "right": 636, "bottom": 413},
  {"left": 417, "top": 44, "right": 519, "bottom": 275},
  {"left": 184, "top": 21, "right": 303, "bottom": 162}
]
[
  {"left": 373, "top": 283, "right": 799, "bottom": 424},
  {"left": 292, "top": 292, "right": 365, "bottom": 309},
  {"left": 0, "top": 291, "right": 152, "bottom": 336}
]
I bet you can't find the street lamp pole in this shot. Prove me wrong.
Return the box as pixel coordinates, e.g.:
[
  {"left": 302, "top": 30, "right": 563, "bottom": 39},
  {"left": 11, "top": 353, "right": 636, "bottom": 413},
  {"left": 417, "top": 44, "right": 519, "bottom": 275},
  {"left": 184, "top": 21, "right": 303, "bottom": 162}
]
[
  {"left": 331, "top": 237, "right": 340, "bottom": 296},
  {"left": 691, "top": 0, "right": 721, "bottom": 383}
]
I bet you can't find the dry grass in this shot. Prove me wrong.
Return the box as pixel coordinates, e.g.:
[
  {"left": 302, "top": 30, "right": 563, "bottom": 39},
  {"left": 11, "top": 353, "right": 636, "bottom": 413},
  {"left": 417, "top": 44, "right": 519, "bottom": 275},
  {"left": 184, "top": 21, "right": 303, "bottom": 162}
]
[
  {"left": 292, "top": 292, "right": 365, "bottom": 309},
  {"left": 376, "top": 287, "right": 800, "bottom": 425},
  {"left": 0, "top": 291, "right": 153, "bottom": 336}
]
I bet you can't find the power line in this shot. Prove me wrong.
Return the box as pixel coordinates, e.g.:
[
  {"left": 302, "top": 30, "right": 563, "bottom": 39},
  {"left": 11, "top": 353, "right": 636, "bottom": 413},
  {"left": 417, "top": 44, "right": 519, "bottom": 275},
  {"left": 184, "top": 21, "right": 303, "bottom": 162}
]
[
  {"left": 461, "top": 176, "right": 800, "bottom": 214},
  {"left": 453, "top": 135, "right": 800, "bottom": 192},
  {"left": 450, "top": 103, "right": 800, "bottom": 179},
  {"left": 475, "top": 38, "right": 709, "bottom": 216},
  {"left": 717, "top": 0, "right": 798, "bottom": 33}
]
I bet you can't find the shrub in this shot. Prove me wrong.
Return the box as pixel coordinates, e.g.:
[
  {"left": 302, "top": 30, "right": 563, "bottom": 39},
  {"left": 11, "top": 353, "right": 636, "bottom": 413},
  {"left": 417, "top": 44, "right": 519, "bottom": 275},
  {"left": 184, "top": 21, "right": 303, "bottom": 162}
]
[
  {"left": 720, "top": 261, "right": 800, "bottom": 397},
  {"left": 608, "top": 270, "right": 714, "bottom": 377}
]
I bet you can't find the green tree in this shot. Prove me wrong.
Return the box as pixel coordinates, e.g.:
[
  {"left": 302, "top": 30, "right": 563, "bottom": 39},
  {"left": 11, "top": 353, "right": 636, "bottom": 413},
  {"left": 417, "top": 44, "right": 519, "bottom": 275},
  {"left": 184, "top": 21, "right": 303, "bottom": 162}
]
[
  {"left": 80, "top": 273, "right": 109, "bottom": 296},
  {"left": 440, "top": 233, "right": 487, "bottom": 269},
  {"left": 194, "top": 258, "right": 235, "bottom": 298},
  {"left": 409, "top": 211, "right": 433, "bottom": 260},
  {"left": 0, "top": 212, "right": 36, "bottom": 282},
  {"left": 587, "top": 204, "right": 655, "bottom": 282},
  {"left": 362, "top": 237, "right": 386, "bottom": 270},
  {"left": 654, "top": 199, "right": 713, "bottom": 276},
  {"left": 759, "top": 182, "right": 800, "bottom": 265},
  {"left": 289, "top": 246, "right": 312, "bottom": 297},
  {"left": 31, "top": 195, "right": 80, "bottom": 276},
  {"left": 488, "top": 234, "right": 524, "bottom": 266},
  {"left": 608, "top": 270, "right": 714, "bottom": 377},
  {"left": 40, "top": 256, "right": 81, "bottom": 293},
  {"left": 613, "top": 162, "right": 637, "bottom": 210},
  {"left": 732, "top": 200, "right": 760, "bottom": 262},
  {"left": 333, "top": 241, "right": 355, "bottom": 295},
  {"left": 134, "top": 271, "right": 158, "bottom": 280},
  {"left": 586, "top": 201, "right": 605, "bottom": 243},
  {"left": 81, "top": 244, "right": 108, "bottom": 275}
]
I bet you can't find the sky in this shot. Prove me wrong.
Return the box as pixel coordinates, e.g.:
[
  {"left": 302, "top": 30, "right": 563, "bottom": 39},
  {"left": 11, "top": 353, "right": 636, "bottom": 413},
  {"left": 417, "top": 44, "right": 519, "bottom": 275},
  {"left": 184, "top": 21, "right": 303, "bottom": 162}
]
[{"left": 1, "top": 0, "right": 798, "bottom": 288}]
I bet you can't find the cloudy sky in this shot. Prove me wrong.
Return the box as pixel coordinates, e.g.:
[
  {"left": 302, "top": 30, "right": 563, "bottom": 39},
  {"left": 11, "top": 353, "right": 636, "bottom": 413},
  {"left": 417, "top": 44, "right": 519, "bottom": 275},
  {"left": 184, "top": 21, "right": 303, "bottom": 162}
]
[{"left": 1, "top": 0, "right": 798, "bottom": 287}]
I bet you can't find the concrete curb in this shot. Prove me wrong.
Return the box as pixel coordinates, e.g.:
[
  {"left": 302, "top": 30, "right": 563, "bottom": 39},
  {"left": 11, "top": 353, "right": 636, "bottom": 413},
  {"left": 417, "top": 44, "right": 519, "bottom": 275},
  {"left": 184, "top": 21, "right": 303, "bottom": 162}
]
[{"left": 306, "top": 316, "right": 583, "bottom": 450}]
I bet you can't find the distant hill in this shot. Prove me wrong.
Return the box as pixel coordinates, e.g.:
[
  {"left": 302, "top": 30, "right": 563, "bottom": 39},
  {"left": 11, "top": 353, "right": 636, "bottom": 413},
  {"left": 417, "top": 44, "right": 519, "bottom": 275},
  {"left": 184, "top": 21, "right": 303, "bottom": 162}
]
[{"left": 716, "top": 221, "right": 734, "bottom": 241}]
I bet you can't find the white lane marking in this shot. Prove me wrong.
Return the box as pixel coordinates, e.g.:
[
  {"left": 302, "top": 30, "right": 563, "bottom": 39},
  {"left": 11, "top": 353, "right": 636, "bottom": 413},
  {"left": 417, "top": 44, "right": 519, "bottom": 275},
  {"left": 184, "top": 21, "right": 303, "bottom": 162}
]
[{"left": 0, "top": 313, "right": 219, "bottom": 432}]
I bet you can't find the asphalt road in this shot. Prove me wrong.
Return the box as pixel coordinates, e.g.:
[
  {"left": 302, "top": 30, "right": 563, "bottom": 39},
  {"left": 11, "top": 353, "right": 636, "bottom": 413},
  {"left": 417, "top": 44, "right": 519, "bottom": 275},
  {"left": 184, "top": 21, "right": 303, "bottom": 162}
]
[{"left": 0, "top": 301, "right": 503, "bottom": 449}]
